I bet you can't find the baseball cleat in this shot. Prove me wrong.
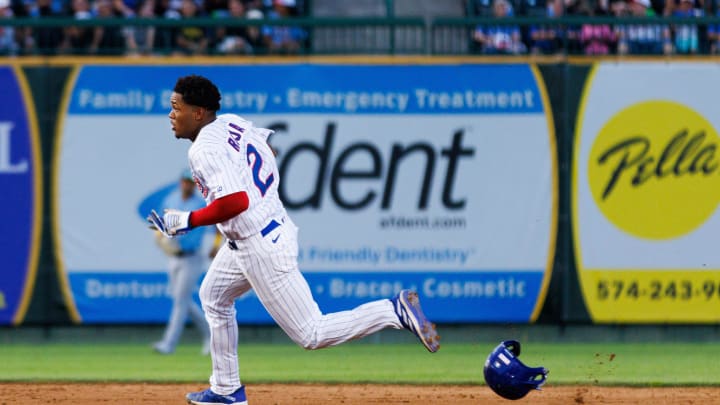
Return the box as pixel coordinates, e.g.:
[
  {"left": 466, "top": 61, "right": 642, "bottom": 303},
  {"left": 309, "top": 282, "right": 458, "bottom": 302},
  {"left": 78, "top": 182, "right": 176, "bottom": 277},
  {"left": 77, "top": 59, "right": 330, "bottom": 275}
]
[
  {"left": 186, "top": 386, "right": 247, "bottom": 405},
  {"left": 391, "top": 290, "right": 440, "bottom": 353},
  {"left": 152, "top": 342, "right": 174, "bottom": 355}
]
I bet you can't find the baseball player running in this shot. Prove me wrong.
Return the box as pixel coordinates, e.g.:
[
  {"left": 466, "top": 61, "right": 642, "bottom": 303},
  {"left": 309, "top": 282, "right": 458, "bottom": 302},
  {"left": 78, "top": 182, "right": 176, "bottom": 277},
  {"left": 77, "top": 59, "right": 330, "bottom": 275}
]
[{"left": 149, "top": 75, "right": 440, "bottom": 405}]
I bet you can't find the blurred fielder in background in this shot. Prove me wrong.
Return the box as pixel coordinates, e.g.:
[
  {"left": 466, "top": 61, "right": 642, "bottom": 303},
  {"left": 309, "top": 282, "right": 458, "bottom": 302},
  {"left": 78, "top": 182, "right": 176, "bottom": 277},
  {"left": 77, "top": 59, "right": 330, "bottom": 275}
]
[
  {"left": 152, "top": 169, "right": 211, "bottom": 355},
  {"left": 148, "top": 74, "right": 439, "bottom": 405}
]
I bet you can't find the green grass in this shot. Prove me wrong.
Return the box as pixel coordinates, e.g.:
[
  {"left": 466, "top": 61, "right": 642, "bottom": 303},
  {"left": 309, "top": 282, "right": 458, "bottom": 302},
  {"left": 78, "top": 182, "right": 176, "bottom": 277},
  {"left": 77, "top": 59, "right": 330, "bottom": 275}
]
[{"left": 0, "top": 342, "right": 719, "bottom": 386}]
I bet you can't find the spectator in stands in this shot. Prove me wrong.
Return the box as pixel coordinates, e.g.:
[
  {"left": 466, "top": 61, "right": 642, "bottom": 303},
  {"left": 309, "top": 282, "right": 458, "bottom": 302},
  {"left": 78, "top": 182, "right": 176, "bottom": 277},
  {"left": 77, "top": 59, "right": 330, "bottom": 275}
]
[
  {"left": 517, "top": 0, "right": 548, "bottom": 17},
  {"left": 149, "top": 0, "right": 177, "bottom": 52},
  {"left": 579, "top": 2, "right": 617, "bottom": 54},
  {"left": 204, "top": 0, "right": 227, "bottom": 16},
  {"left": 8, "top": 0, "right": 31, "bottom": 55},
  {"left": 112, "top": 0, "right": 134, "bottom": 16},
  {"left": 244, "top": 8, "right": 265, "bottom": 52},
  {"left": 28, "top": 0, "right": 63, "bottom": 54},
  {"left": 616, "top": 0, "right": 671, "bottom": 54},
  {"left": 0, "top": 0, "right": 19, "bottom": 55},
  {"left": 564, "top": 0, "right": 586, "bottom": 13},
  {"left": 173, "top": 0, "right": 208, "bottom": 55},
  {"left": 91, "top": 0, "right": 127, "bottom": 54},
  {"left": 214, "top": 0, "right": 261, "bottom": 54},
  {"left": 125, "top": 0, "right": 156, "bottom": 56},
  {"left": 563, "top": 0, "right": 589, "bottom": 53},
  {"left": 58, "top": 0, "right": 95, "bottom": 54},
  {"left": 707, "top": 9, "right": 720, "bottom": 53},
  {"left": 610, "top": 0, "right": 630, "bottom": 16},
  {"left": 594, "top": 0, "right": 612, "bottom": 13},
  {"left": 529, "top": 0, "right": 564, "bottom": 54},
  {"left": 243, "top": 0, "right": 261, "bottom": 10},
  {"left": 262, "top": 0, "right": 306, "bottom": 54},
  {"left": 162, "top": 0, "right": 183, "bottom": 16},
  {"left": 472, "top": 0, "right": 526, "bottom": 54},
  {"left": 666, "top": 0, "right": 702, "bottom": 54},
  {"left": 661, "top": 0, "right": 700, "bottom": 15},
  {"left": 111, "top": 0, "right": 139, "bottom": 16},
  {"left": 468, "top": 0, "right": 493, "bottom": 16},
  {"left": 28, "top": 0, "right": 65, "bottom": 16}
]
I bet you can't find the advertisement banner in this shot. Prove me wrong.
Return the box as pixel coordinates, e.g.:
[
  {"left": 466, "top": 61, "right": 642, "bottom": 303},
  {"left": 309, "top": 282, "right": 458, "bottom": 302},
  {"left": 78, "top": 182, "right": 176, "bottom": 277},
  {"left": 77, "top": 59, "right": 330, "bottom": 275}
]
[
  {"left": 574, "top": 63, "right": 720, "bottom": 323},
  {"left": 58, "top": 64, "right": 556, "bottom": 323},
  {"left": 0, "top": 66, "right": 42, "bottom": 325}
]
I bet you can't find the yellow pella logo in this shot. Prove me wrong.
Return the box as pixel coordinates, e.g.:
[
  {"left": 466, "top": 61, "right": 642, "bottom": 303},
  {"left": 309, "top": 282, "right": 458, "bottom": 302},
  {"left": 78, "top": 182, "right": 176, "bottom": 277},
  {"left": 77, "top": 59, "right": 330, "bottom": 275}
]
[{"left": 588, "top": 100, "right": 720, "bottom": 239}]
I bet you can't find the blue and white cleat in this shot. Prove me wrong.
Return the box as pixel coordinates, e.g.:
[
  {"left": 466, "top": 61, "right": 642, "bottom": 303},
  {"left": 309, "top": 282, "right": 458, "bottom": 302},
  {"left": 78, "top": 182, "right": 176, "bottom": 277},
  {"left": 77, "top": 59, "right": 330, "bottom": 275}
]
[
  {"left": 186, "top": 386, "right": 248, "bottom": 405},
  {"left": 391, "top": 290, "right": 440, "bottom": 353}
]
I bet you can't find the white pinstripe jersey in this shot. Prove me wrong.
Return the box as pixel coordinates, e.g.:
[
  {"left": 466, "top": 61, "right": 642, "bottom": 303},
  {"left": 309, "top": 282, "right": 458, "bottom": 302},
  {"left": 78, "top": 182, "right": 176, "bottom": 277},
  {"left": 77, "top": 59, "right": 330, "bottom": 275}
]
[{"left": 188, "top": 113, "right": 285, "bottom": 240}]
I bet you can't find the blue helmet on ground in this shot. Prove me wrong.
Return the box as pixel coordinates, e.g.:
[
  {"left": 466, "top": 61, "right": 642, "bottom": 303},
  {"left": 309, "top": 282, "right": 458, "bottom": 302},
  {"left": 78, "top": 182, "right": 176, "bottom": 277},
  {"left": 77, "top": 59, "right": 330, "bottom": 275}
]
[{"left": 483, "top": 340, "right": 549, "bottom": 400}]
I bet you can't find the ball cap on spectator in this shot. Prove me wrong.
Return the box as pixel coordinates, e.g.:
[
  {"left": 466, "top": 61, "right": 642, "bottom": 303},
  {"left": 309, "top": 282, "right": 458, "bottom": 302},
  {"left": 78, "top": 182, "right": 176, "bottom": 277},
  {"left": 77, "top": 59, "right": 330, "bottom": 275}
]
[{"left": 634, "top": 0, "right": 651, "bottom": 7}]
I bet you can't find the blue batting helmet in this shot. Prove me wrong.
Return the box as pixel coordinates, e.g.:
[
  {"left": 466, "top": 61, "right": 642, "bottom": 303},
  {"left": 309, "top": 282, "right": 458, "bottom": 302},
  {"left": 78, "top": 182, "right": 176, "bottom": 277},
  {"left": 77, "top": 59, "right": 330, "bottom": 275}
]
[{"left": 483, "top": 340, "right": 548, "bottom": 400}]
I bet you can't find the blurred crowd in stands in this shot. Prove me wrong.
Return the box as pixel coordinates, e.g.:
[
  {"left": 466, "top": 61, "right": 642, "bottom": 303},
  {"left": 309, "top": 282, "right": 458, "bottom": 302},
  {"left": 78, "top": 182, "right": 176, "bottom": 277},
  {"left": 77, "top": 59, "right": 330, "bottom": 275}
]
[
  {"left": 469, "top": 0, "right": 713, "bottom": 55},
  {"left": 0, "top": 0, "right": 307, "bottom": 55},
  {"left": 0, "top": 0, "right": 718, "bottom": 56}
]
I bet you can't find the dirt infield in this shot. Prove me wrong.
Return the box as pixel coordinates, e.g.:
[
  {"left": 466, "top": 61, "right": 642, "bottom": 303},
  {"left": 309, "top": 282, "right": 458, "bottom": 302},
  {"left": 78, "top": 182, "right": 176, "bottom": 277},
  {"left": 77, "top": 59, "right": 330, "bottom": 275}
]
[{"left": 2, "top": 383, "right": 719, "bottom": 404}]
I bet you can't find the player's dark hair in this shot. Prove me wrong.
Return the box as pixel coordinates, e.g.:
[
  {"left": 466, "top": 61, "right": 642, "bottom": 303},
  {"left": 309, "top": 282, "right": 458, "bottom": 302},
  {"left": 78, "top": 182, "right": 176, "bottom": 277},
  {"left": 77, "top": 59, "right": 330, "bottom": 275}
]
[{"left": 174, "top": 75, "right": 221, "bottom": 111}]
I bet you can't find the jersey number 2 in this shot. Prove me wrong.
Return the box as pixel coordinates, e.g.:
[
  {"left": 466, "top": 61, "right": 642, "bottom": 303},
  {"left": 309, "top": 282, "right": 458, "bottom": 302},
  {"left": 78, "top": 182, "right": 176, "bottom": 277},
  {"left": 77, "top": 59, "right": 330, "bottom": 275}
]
[{"left": 246, "top": 143, "right": 274, "bottom": 196}]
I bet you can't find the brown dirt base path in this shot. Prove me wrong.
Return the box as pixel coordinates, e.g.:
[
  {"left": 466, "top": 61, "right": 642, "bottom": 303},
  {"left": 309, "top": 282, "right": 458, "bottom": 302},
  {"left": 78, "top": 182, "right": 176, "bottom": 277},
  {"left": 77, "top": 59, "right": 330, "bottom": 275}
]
[{"left": 2, "top": 383, "right": 719, "bottom": 404}]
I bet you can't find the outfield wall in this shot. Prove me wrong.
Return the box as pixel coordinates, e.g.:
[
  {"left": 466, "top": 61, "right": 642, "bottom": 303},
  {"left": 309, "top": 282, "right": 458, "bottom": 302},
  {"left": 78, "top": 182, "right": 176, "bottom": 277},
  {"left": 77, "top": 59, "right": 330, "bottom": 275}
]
[{"left": 1, "top": 57, "right": 719, "bottom": 325}]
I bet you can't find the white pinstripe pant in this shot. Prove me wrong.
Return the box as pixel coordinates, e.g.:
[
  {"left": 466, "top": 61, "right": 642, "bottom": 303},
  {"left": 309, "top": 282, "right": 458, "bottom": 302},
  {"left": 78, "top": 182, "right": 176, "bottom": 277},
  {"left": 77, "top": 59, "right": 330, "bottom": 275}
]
[{"left": 199, "top": 218, "right": 402, "bottom": 395}]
